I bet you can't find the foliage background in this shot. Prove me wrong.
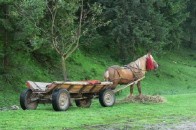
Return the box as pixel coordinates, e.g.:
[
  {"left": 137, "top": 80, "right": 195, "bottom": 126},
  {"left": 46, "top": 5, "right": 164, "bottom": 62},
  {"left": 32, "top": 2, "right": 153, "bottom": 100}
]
[
  {"left": 0, "top": 1, "right": 196, "bottom": 129},
  {"left": 0, "top": 0, "right": 195, "bottom": 102}
]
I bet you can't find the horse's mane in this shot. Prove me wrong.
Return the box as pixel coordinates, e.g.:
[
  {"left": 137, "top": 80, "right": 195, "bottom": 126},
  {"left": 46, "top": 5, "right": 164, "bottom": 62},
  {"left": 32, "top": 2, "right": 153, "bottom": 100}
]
[{"left": 127, "top": 55, "right": 147, "bottom": 68}]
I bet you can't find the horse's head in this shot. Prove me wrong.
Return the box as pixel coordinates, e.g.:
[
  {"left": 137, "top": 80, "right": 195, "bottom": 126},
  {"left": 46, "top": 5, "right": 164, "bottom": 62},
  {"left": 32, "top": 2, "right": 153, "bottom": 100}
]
[{"left": 146, "top": 53, "right": 158, "bottom": 71}]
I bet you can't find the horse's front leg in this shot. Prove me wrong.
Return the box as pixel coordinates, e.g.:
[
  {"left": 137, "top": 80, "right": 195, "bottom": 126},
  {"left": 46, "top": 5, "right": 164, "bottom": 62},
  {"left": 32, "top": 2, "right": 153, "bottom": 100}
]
[
  {"left": 128, "top": 84, "right": 134, "bottom": 98},
  {"left": 137, "top": 81, "right": 142, "bottom": 97}
]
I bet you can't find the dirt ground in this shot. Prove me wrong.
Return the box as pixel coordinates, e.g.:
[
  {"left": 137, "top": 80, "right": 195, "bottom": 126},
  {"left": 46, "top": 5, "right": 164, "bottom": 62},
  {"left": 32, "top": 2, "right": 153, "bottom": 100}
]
[
  {"left": 145, "top": 121, "right": 196, "bottom": 130},
  {"left": 83, "top": 121, "right": 196, "bottom": 130}
]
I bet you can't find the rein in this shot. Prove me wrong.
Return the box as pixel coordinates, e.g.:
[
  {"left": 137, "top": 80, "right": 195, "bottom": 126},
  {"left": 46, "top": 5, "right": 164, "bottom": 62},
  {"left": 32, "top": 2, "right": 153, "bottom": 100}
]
[
  {"left": 125, "top": 59, "right": 147, "bottom": 72},
  {"left": 126, "top": 55, "right": 153, "bottom": 72},
  {"left": 109, "top": 65, "right": 145, "bottom": 82},
  {"left": 124, "top": 65, "right": 146, "bottom": 72}
]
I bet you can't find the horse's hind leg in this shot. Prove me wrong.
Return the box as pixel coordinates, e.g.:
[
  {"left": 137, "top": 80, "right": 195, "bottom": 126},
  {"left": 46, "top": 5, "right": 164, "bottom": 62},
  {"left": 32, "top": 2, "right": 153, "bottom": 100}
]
[
  {"left": 136, "top": 81, "right": 142, "bottom": 97},
  {"left": 128, "top": 84, "right": 134, "bottom": 98}
]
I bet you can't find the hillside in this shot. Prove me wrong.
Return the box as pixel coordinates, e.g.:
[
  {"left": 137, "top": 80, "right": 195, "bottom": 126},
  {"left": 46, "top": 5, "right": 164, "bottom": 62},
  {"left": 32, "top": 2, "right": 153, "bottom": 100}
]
[
  {"left": 1, "top": 1, "right": 196, "bottom": 129},
  {"left": 0, "top": 48, "right": 195, "bottom": 107},
  {"left": 0, "top": 48, "right": 196, "bottom": 130}
]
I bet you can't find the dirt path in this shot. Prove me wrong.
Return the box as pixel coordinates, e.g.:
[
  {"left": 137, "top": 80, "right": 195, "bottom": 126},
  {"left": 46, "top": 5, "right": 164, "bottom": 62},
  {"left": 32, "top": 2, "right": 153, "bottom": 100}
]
[
  {"left": 83, "top": 121, "right": 196, "bottom": 130},
  {"left": 145, "top": 121, "right": 196, "bottom": 130}
]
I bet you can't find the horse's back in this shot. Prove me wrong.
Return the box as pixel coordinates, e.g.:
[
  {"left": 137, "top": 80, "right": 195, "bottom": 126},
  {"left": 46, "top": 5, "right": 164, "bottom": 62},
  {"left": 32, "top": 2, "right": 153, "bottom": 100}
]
[{"left": 105, "top": 66, "right": 134, "bottom": 84}]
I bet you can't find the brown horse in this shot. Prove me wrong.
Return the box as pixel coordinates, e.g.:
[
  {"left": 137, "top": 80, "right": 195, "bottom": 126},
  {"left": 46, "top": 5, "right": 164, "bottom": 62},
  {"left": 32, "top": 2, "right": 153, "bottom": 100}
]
[{"left": 104, "top": 52, "right": 158, "bottom": 97}]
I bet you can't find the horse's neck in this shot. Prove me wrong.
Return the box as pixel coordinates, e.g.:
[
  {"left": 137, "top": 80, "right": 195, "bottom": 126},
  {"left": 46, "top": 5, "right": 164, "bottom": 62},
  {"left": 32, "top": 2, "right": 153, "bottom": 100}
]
[
  {"left": 140, "top": 56, "right": 147, "bottom": 71},
  {"left": 128, "top": 55, "right": 147, "bottom": 71}
]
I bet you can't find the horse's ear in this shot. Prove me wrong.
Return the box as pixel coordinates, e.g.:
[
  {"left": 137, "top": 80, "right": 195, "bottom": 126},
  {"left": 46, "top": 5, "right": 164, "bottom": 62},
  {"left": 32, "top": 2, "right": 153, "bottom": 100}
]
[
  {"left": 146, "top": 49, "right": 152, "bottom": 55},
  {"left": 147, "top": 52, "right": 151, "bottom": 57}
]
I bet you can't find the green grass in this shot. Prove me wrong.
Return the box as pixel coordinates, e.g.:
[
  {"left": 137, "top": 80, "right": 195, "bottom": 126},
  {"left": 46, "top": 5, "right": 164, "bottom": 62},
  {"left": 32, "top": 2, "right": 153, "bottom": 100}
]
[
  {"left": 0, "top": 93, "right": 195, "bottom": 130},
  {"left": 0, "top": 48, "right": 196, "bottom": 129},
  {"left": 0, "top": 52, "right": 57, "bottom": 107},
  {"left": 66, "top": 50, "right": 118, "bottom": 81}
]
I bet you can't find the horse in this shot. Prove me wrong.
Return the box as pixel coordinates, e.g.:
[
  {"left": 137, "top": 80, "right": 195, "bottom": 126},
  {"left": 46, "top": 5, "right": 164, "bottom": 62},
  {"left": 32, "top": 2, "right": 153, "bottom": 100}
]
[{"left": 104, "top": 52, "right": 158, "bottom": 97}]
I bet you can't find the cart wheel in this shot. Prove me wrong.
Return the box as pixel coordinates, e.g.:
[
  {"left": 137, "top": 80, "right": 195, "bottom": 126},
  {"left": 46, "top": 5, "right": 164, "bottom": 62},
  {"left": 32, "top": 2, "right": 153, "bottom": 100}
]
[
  {"left": 75, "top": 99, "right": 92, "bottom": 108},
  {"left": 52, "top": 89, "right": 70, "bottom": 111},
  {"left": 99, "top": 89, "right": 115, "bottom": 107},
  {"left": 20, "top": 89, "right": 38, "bottom": 110}
]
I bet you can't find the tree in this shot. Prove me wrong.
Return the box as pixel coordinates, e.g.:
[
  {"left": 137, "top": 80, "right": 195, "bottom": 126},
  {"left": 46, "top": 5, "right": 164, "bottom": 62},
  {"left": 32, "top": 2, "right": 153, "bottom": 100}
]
[
  {"left": 95, "top": 0, "right": 189, "bottom": 62},
  {"left": 45, "top": 0, "right": 82, "bottom": 80},
  {"left": 161, "top": 0, "right": 189, "bottom": 49},
  {"left": 11, "top": 0, "right": 104, "bottom": 81},
  {"left": 8, "top": 0, "right": 47, "bottom": 53},
  {"left": 0, "top": 0, "right": 14, "bottom": 73},
  {"left": 97, "top": 0, "right": 170, "bottom": 62},
  {"left": 45, "top": 0, "right": 105, "bottom": 80},
  {"left": 184, "top": 0, "right": 196, "bottom": 49},
  {"left": 44, "top": 0, "right": 83, "bottom": 80}
]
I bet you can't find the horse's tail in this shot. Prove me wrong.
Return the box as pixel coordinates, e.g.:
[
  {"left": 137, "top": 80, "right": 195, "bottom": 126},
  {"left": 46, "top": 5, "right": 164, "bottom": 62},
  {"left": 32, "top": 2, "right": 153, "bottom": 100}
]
[
  {"left": 104, "top": 67, "right": 120, "bottom": 89},
  {"left": 104, "top": 70, "right": 110, "bottom": 81},
  {"left": 104, "top": 66, "right": 119, "bottom": 81}
]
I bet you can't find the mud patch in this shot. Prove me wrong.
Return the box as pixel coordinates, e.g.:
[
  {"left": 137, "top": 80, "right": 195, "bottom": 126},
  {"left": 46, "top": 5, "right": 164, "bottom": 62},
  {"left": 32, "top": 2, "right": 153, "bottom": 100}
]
[
  {"left": 145, "top": 121, "right": 196, "bottom": 130},
  {"left": 83, "top": 121, "right": 196, "bottom": 130},
  {"left": 82, "top": 123, "right": 137, "bottom": 130},
  {"left": 0, "top": 105, "right": 19, "bottom": 111},
  {"left": 118, "top": 95, "right": 166, "bottom": 104}
]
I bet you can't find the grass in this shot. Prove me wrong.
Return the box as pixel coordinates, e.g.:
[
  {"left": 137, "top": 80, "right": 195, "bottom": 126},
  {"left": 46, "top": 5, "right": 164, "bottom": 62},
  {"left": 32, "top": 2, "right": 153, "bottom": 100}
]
[
  {"left": 66, "top": 50, "right": 117, "bottom": 80},
  {"left": 0, "top": 93, "right": 195, "bottom": 130},
  {"left": 0, "top": 48, "right": 196, "bottom": 129},
  {"left": 0, "top": 52, "right": 57, "bottom": 107}
]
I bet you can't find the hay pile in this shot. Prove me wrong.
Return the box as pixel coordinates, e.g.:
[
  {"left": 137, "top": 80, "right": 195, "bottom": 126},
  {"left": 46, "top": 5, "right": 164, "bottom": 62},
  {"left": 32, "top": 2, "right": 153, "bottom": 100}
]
[{"left": 118, "top": 95, "right": 166, "bottom": 104}]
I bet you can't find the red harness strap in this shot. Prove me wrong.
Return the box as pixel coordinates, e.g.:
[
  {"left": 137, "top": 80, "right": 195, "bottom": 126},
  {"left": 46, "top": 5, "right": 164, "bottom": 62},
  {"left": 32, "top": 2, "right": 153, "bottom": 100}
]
[
  {"left": 146, "top": 55, "right": 154, "bottom": 71},
  {"left": 87, "top": 80, "right": 101, "bottom": 85}
]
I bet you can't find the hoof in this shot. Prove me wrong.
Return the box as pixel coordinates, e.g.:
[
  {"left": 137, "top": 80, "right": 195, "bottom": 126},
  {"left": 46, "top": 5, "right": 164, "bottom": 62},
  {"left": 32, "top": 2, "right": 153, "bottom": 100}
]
[
  {"left": 128, "top": 94, "right": 134, "bottom": 98},
  {"left": 138, "top": 94, "right": 143, "bottom": 99}
]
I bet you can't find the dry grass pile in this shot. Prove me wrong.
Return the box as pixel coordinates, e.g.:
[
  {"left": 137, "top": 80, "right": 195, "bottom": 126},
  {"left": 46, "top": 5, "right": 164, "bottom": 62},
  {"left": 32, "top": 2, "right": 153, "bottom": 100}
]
[{"left": 119, "top": 95, "right": 166, "bottom": 104}]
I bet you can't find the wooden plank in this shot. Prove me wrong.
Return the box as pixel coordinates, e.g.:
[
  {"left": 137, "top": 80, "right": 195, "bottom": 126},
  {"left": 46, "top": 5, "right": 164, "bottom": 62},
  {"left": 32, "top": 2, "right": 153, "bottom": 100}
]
[
  {"left": 53, "top": 81, "right": 113, "bottom": 86},
  {"left": 100, "top": 82, "right": 113, "bottom": 85},
  {"left": 67, "top": 85, "right": 74, "bottom": 91},
  {"left": 89, "top": 85, "right": 97, "bottom": 92},
  {"left": 64, "top": 81, "right": 89, "bottom": 85},
  {"left": 78, "top": 85, "right": 87, "bottom": 93},
  {"left": 69, "top": 85, "right": 86, "bottom": 93},
  {"left": 90, "top": 84, "right": 106, "bottom": 93},
  {"left": 27, "top": 81, "right": 51, "bottom": 91},
  {"left": 80, "top": 85, "right": 94, "bottom": 93},
  {"left": 29, "top": 80, "right": 113, "bottom": 94},
  {"left": 56, "top": 84, "right": 70, "bottom": 90},
  {"left": 99, "top": 85, "right": 106, "bottom": 92}
]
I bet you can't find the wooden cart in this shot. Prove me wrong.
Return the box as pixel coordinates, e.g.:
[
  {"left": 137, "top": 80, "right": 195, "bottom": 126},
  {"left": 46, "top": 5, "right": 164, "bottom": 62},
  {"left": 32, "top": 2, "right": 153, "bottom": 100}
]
[
  {"left": 20, "top": 80, "right": 115, "bottom": 111},
  {"left": 20, "top": 77, "right": 145, "bottom": 111}
]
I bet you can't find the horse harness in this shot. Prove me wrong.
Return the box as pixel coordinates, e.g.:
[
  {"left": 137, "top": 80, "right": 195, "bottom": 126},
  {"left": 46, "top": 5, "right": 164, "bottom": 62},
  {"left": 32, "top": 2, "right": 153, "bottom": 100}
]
[
  {"left": 124, "top": 61, "right": 145, "bottom": 80},
  {"left": 109, "top": 61, "right": 145, "bottom": 82}
]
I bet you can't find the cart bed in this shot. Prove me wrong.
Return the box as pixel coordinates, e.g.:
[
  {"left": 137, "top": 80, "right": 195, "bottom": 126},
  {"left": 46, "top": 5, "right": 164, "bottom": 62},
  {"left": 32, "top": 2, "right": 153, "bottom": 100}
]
[
  {"left": 26, "top": 80, "right": 113, "bottom": 94},
  {"left": 21, "top": 78, "right": 145, "bottom": 111}
]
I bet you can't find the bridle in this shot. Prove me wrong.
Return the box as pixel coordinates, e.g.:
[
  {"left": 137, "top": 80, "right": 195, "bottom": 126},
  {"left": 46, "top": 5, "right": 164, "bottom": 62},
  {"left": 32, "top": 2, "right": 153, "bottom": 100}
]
[{"left": 127, "top": 54, "right": 157, "bottom": 72}]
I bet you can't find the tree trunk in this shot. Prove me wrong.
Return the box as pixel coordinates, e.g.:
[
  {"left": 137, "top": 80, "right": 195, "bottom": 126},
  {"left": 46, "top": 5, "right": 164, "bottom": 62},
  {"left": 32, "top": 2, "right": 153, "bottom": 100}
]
[
  {"left": 61, "top": 56, "right": 67, "bottom": 81},
  {"left": 2, "top": 4, "right": 9, "bottom": 73},
  {"left": 3, "top": 29, "right": 9, "bottom": 72},
  {"left": 189, "top": 34, "right": 193, "bottom": 48}
]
